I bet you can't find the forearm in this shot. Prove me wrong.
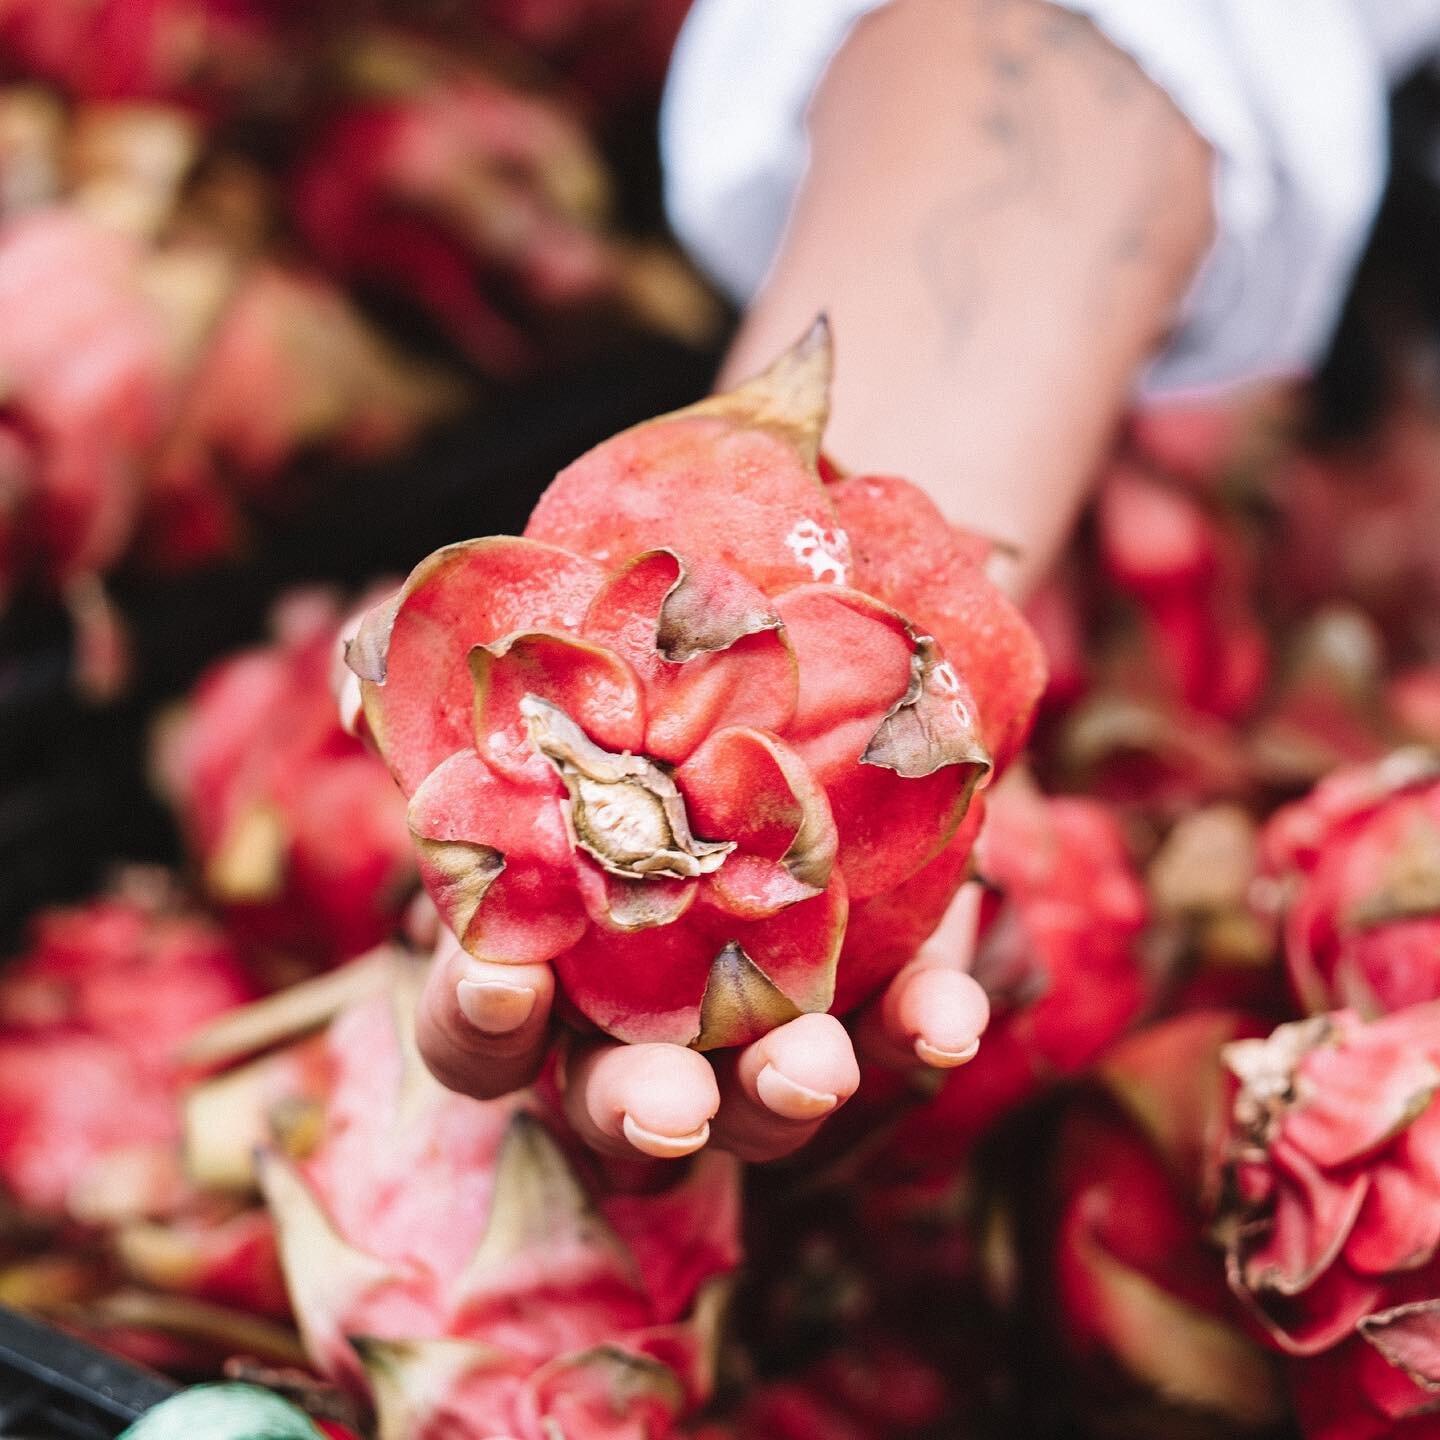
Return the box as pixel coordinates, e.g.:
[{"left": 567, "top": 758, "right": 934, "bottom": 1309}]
[{"left": 720, "top": 0, "right": 1214, "bottom": 598}]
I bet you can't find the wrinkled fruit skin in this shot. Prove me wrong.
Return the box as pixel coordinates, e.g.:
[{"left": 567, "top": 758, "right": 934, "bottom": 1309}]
[
  {"left": 0, "top": 886, "right": 254, "bottom": 1218},
  {"left": 1218, "top": 1003, "right": 1440, "bottom": 1439},
  {"left": 351, "top": 324, "right": 1042, "bottom": 1047},
  {"left": 232, "top": 978, "right": 741, "bottom": 1440},
  {"left": 158, "top": 589, "right": 415, "bottom": 967},
  {"left": 1261, "top": 749, "right": 1440, "bottom": 1015}
]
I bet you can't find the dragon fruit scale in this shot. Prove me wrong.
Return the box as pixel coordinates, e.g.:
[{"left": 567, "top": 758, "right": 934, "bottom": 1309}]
[
  {"left": 347, "top": 321, "right": 1044, "bottom": 1049},
  {"left": 185, "top": 959, "right": 742, "bottom": 1440},
  {"left": 1217, "top": 1003, "right": 1440, "bottom": 1439}
]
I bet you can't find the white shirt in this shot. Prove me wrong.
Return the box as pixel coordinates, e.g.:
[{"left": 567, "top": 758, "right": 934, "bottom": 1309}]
[{"left": 662, "top": 0, "right": 1440, "bottom": 396}]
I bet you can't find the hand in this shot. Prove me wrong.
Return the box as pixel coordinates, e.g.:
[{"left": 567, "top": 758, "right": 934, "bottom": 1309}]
[{"left": 414, "top": 882, "right": 989, "bottom": 1163}]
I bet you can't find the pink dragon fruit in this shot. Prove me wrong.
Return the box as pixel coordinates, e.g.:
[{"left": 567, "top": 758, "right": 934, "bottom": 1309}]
[
  {"left": 1095, "top": 462, "right": 1269, "bottom": 724},
  {"left": 185, "top": 956, "right": 742, "bottom": 1439},
  {"left": 155, "top": 589, "right": 415, "bottom": 968},
  {"left": 290, "top": 31, "right": 718, "bottom": 375},
  {"left": 1260, "top": 748, "right": 1440, "bottom": 1014},
  {"left": 0, "top": 0, "right": 288, "bottom": 112},
  {"left": 1217, "top": 1003, "right": 1440, "bottom": 1439},
  {"left": 877, "top": 776, "right": 1146, "bottom": 1167},
  {"left": 0, "top": 879, "right": 256, "bottom": 1221},
  {"left": 1043, "top": 1014, "right": 1284, "bottom": 1434},
  {"left": 347, "top": 321, "right": 1043, "bottom": 1049}
]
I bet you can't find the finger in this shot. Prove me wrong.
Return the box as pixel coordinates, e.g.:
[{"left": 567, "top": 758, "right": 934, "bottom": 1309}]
[
  {"left": 857, "top": 882, "right": 990, "bottom": 1069},
  {"left": 416, "top": 929, "right": 555, "bottom": 1100},
  {"left": 563, "top": 1040, "right": 719, "bottom": 1161},
  {"left": 710, "top": 1012, "right": 860, "bottom": 1162},
  {"left": 882, "top": 964, "right": 990, "bottom": 1068}
]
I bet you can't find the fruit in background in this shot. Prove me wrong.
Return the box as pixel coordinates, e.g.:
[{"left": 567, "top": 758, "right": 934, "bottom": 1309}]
[
  {"left": 348, "top": 322, "right": 1042, "bottom": 1047},
  {"left": 1259, "top": 748, "right": 1440, "bottom": 1014},
  {"left": 155, "top": 589, "right": 415, "bottom": 969},
  {"left": 186, "top": 957, "right": 741, "bottom": 1440},
  {"left": 0, "top": 877, "right": 255, "bottom": 1222},
  {"left": 874, "top": 775, "right": 1146, "bottom": 1171},
  {"left": 1217, "top": 1002, "right": 1440, "bottom": 1439},
  {"left": 0, "top": 84, "right": 460, "bottom": 636},
  {"left": 291, "top": 31, "right": 719, "bottom": 376},
  {"left": 0, "top": 0, "right": 289, "bottom": 111}
]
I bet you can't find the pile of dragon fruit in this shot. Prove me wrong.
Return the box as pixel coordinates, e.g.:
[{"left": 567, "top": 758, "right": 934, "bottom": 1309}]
[{"left": 4, "top": 6, "right": 1440, "bottom": 1440}]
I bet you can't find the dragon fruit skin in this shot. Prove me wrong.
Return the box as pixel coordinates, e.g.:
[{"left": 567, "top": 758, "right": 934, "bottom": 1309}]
[
  {"left": 350, "top": 322, "right": 1042, "bottom": 1049},
  {"left": 188, "top": 962, "right": 741, "bottom": 1440},
  {"left": 1217, "top": 1002, "right": 1440, "bottom": 1439},
  {"left": 0, "top": 206, "right": 184, "bottom": 607},
  {"left": 156, "top": 590, "right": 416, "bottom": 968},
  {"left": 1260, "top": 749, "right": 1440, "bottom": 1015}
]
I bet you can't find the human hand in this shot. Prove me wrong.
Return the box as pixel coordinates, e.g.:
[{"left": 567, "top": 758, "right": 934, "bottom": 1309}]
[{"left": 413, "top": 881, "right": 988, "bottom": 1163}]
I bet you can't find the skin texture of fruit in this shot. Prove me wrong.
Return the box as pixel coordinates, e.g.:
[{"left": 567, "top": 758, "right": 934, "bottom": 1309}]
[
  {"left": 188, "top": 959, "right": 741, "bottom": 1440},
  {"left": 1217, "top": 1003, "right": 1440, "bottom": 1439},
  {"left": 350, "top": 322, "right": 1042, "bottom": 1050}
]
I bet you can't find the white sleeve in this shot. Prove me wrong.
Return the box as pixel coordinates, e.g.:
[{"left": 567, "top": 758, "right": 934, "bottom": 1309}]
[{"left": 661, "top": 0, "right": 1440, "bottom": 398}]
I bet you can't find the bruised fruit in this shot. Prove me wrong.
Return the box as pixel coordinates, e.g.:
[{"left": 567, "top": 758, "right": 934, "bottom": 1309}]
[{"left": 350, "top": 322, "right": 1042, "bottom": 1046}]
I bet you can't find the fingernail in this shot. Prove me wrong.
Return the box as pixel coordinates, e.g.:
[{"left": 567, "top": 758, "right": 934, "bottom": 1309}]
[
  {"left": 914, "top": 1035, "right": 981, "bottom": 1068},
  {"left": 621, "top": 1113, "right": 711, "bottom": 1159},
  {"left": 755, "top": 1063, "right": 839, "bottom": 1120},
  {"left": 456, "top": 979, "right": 536, "bottom": 1035}
]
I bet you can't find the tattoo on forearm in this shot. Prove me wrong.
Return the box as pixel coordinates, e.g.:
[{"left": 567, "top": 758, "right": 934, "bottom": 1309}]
[{"left": 913, "top": 0, "right": 1188, "bottom": 358}]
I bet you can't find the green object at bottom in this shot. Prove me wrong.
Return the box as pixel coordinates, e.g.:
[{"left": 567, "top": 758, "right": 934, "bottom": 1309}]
[{"left": 118, "top": 1383, "right": 324, "bottom": 1440}]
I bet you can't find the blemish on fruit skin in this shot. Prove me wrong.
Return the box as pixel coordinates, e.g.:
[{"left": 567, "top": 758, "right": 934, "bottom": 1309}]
[
  {"left": 929, "top": 657, "right": 976, "bottom": 731},
  {"left": 784, "top": 518, "right": 851, "bottom": 585}
]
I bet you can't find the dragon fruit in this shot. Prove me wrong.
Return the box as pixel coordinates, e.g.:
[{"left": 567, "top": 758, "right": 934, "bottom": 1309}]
[
  {"left": 185, "top": 956, "right": 741, "bottom": 1439},
  {"left": 0, "top": 879, "right": 256, "bottom": 1221},
  {"left": 875, "top": 776, "right": 1146, "bottom": 1168},
  {"left": 1095, "top": 462, "right": 1269, "bottom": 725},
  {"left": 291, "top": 31, "right": 718, "bottom": 376},
  {"left": 1217, "top": 1003, "right": 1440, "bottom": 1439},
  {"left": 1040, "top": 1014, "right": 1284, "bottom": 1434},
  {"left": 347, "top": 322, "right": 1043, "bottom": 1048},
  {"left": 155, "top": 589, "right": 415, "bottom": 968},
  {"left": 0, "top": 85, "right": 459, "bottom": 617},
  {"left": 0, "top": 0, "right": 288, "bottom": 112},
  {"left": 1260, "top": 748, "right": 1440, "bottom": 1015},
  {"left": 0, "top": 878, "right": 298, "bottom": 1344}
]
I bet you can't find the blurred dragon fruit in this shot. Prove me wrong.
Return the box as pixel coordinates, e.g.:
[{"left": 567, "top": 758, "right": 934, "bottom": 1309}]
[
  {"left": 1260, "top": 748, "right": 1440, "bottom": 1015},
  {"left": 185, "top": 955, "right": 741, "bottom": 1439},
  {"left": 291, "top": 30, "right": 719, "bottom": 376},
  {"left": 155, "top": 589, "right": 415, "bottom": 969},
  {"left": 1218, "top": 1003, "right": 1440, "bottom": 1439}
]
